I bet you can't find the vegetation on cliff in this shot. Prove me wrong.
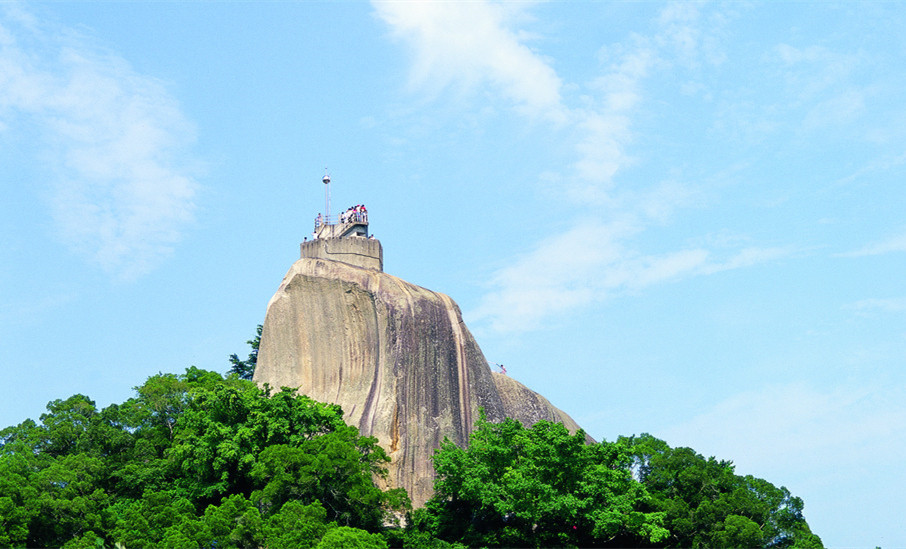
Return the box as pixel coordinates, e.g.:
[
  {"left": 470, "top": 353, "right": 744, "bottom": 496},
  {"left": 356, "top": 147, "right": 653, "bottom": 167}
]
[{"left": 228, "top": 324, "right": 261, "bottom": 381}]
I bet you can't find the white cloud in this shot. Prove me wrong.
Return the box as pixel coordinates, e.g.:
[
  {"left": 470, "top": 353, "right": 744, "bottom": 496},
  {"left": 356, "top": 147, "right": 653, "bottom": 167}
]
[
  {"left": 771, "top": 43, "right": 873, "bottom": 135},
  {"left": 470, "top": 211, "right": 791, "bottom": 332},
  {"left": 775, "top": 43, "right": 825, "bottom": 66},
  {"left": 372, "top": 0, "right": 662, "bottom": 195},
  {"left": 567, "top": 46, "right": 654, "bottom": 193},
  {"left": 701, "top": 246, "right": 793, "bottom": 274},
  {"left": 842, "top": 232, "right": 906, "bottom": 257},
  {"left": 774, "top": 43, "right": 861, "bottom": 94},
  {"left": 0, "top": 6, "right": 199, "bottom": 279},
  {"left": 713, "top": 37, "right": 882, "bottom": 146},
  {"left": 835, "top": 151, "right": 906, "bottom": 185},
  {"left": 470, "top": 221, "right": 633, "bottom": 333},
  {"left": 372, "top": 1, "right": 566, "bottom": 123},
  {"left": 570, "top": 110, "right": 633, "bottom": 189},
  {"left": 635, "top": 179, "right": 704, "bottom": 223},
  {"left": 662, "top": 382, "right": 906, "bottom": 480},
  {"left": 656, "top": 2, "right": 706, "bottom": 67},
  {"left": 847, "top": 297, "right": 906, "bottom": 314}
]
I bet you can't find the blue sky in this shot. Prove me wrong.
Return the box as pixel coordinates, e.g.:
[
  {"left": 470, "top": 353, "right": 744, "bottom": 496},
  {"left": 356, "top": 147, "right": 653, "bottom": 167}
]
[{"left": 2, "top": 2, "right": 904, "bottom": 546}]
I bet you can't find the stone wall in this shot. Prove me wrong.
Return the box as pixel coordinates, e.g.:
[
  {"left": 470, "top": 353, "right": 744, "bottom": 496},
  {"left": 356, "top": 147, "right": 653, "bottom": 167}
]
[{"left": 300, "top": 237, "right": 383, "bottom": 271}]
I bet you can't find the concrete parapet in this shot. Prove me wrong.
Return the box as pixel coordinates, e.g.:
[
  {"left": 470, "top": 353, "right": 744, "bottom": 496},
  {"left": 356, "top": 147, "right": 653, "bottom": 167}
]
[
  {"left": 315, "top": 220, "right": 368, "bottom": 239},
  {"left": 300, "top": 237, "right": 383, "bottom": 271}
]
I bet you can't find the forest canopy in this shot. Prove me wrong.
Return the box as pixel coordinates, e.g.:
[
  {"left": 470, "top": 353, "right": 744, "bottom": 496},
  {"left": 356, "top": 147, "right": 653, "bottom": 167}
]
[
  {"left": 0, "top": 368, "right": 407, "bottom": 548},
  {"left": 0, "top": 333, "right": 822, "bottom": 548}
]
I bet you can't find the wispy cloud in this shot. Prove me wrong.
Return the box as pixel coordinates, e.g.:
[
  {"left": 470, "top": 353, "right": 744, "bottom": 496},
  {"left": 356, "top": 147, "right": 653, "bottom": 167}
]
[
  {"left": 567, "top": 44, "right": 655, "bottom": 196},
  {"left": 841, "top": 232, "right": 906, "bottom": 257},
  {"left": 835, "top": 151, "right": 906, "bottom": 185},
  {"left": 373, "top": 1, "right": 566, "bottom": 123},
  {"left": 471, "top": 219, "right": 793, "bottom": 333},
  {"left": 655, "top": 1, "right": 728, "bottom": 68},
  {"left": 470, "top": 221, "right": 636, "bottom": 333},
  {"left": 0, "top": 5, "right": 200, "bottom": 279},
  {"left": 663, "top": 382, "right": 906, "bottom": 478},
  {"left": 700, "top": 246, "right": 793, "bottom": 274},
  {"left": 763, "top": 43, "right": 871, "bottom": 136},
  {"left": 847, "top": 297, "right": 906, "bottom": 314}
]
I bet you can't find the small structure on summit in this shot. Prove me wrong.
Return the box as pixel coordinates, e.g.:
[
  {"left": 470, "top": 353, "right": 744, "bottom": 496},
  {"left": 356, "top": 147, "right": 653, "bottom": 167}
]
[{"left": 300, "top": 173, "right": 383, "bottom": 271}]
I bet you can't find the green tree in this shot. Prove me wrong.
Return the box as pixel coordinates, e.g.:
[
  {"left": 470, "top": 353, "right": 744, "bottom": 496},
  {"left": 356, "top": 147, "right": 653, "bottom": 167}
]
[
  {"left": 263, "top": 500, "right": 331, "bottom": 549},
  {"left": 131, "top": 372, "right": 190, "bottom": 442},
  {"left": 166, "top": 374, "right": 409, "bottom": 526},
  {"left": 61, "top": 530, "right": 105, "bottom": 549},
  {"left": 166, "top": 380, "right": 345, "bottom": 503},
  {"left": 0, "top": 345, "right": 826, "bottom": 549},
  {"left": 383, "top": 508, "right": 466, "bottom": 549},
  {"left": 425, "top": 414, "right": 668, "bottom": 548},
  {"left": 252, "top": 433, "right": 408, "bottom": 529},
  {"left": 0, "top": 366, "right": 409, "bottom": 547},
  {"left": 36, "top": 395, "right": 99, "bottom": 457},
  {"left": 28, "top": 453, "right": 109, "bottom": 548},
  {"left": 197, "top": 493, "right": 264, "bottom": 549},
  {"left": 107, "top": 490, "right": 197, "bottom": 548},
  {"left": 103, "top": 367, "right": 225, "bottom": 499},
  {"left": 0, "top": 451, "right": 38, "bottom": 547},
  {"left": 316, "top": 526, "right": 389, "bottom": 549},
  {"left": 620, "top": 433, "right": 823, "bottom": 548},
  {"left": 228, "top": 324, "right": 262, "bottom": 380}
]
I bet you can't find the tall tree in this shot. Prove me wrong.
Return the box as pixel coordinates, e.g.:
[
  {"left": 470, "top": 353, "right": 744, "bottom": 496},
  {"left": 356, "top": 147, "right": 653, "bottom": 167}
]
[
  {"left": 0, "top": 367, "right": 409, "bottom": 548},
  {"left": 620, "top": 434, "right": 823, "bottom": 548},
  {"left": 425, "top": 414, "right": 669, "bottom": 548}
]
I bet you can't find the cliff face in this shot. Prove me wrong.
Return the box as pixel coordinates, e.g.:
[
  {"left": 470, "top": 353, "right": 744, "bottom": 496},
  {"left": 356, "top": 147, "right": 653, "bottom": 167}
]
[
  {"left": 491, "top": 373, "right": 583, "bottom": 433},
  {"left": 254, "top": 256, "right": 586, "bottom": 506}
]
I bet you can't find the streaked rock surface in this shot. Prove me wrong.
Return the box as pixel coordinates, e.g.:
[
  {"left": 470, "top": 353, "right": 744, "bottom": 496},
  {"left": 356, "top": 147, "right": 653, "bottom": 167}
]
[
  {"left": 254, "top": 256, "right": 586, "bottom": 505},
  {"left": 491, "top": 372, "right": 588, "bottom": 437}
]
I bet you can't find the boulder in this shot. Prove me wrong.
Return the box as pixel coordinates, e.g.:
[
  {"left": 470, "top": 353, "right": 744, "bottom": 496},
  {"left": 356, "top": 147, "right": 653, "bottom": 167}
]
[{"left": 254, "top": 256, "right": 587, "bottom": 506}]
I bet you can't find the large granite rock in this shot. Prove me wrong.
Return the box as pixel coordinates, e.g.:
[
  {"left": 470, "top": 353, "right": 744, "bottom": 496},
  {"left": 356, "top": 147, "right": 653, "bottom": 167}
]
[
  {"left": 253, "top": 256, "right": 586, "bottom": 506},
  {"left": 491, "top": 372, "right": 587, "bottom": 435}
]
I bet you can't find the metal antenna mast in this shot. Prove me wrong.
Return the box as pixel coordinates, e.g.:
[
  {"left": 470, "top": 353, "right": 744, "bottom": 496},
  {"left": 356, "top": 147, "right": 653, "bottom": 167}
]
[{"left": 322, "top": 170, "right": 331, "bottom": 224}]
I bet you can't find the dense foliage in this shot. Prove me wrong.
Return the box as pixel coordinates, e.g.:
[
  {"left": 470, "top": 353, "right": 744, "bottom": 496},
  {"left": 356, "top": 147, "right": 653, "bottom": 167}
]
[
  {"left": 0, "top": 368, "right": 407, "bottom": 548},
  {"left": 619, "top": 434, "right": 823, "bottom": 549},
  {"left": 392, "top": 419, "right": 822, "bottom": 549},
  {"left": 420, "top": 415, "right": 669, "bottom": 548},
  {"left": 0, "top": 330, "right": 822, "bottom": 548}
]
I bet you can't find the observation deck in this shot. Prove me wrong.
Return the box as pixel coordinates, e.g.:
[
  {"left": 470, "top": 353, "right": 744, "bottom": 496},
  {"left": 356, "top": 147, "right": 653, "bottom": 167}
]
[
  {"left": 313, "top": 208, "right": 369, "bottom": 239},
  {"left": 301, "top": 206, "right": 382, "bottom": 271}
]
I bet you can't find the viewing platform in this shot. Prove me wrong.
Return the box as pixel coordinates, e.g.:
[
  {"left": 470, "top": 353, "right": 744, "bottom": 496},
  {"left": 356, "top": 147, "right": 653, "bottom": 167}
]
[
  {"left": 313, "top": 207, "right": 368, "bottom": 239},
  {"left": 302, "top": 204, "right": 382, "bottom": 272}
]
